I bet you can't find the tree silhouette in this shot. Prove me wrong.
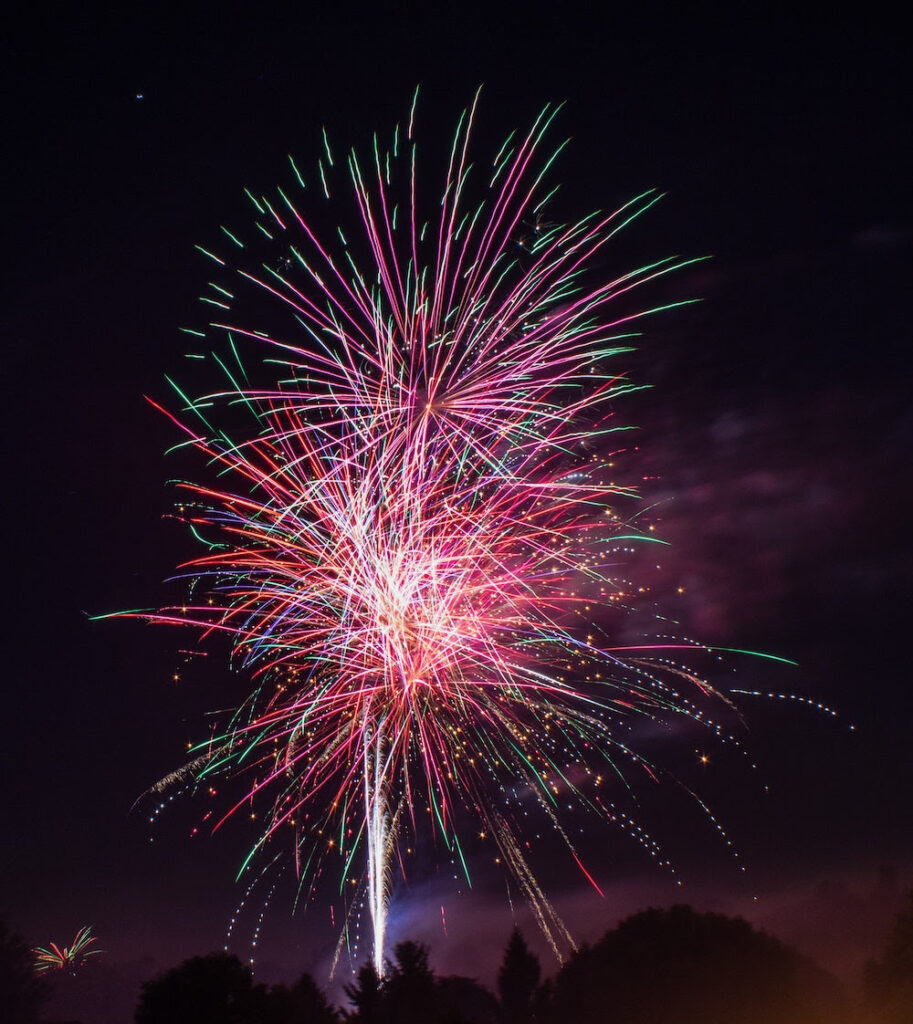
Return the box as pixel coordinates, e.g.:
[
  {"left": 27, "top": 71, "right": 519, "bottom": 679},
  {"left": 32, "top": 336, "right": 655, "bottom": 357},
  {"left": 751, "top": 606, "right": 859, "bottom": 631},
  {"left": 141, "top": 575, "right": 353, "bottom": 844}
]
[
  {"left": 865, "top": 889, "right": 913, "bottom": 1023},
  {"left": 136, "top": 953, "right": 341, "bottom": 1024},
  {"left": 135, "top": 952, "right": 266, "bottom": 1024},
  {"left": 497, "top": 930, "right": 541, "bottom": 1023},
  {"left": 436, "top": 974, "right": 499, "bottom": 1024},
  {"left": 543, "top": 904, "right": 843, "bottom": 1024},
  {"left": 343, "top": 963, "right": 383, "bottom": 1023},
  {"left": 343, "top": 942, "right": 496, "bottom": 1023},
  {"left": 380, "top": 941, "right": 437, "bottom": 1024},
  {"left": 0, "top": 918, "right": 48, "bottom": 1024},
  {"left": 265, "top": 971, "right": 341, "bottom": 1024}
]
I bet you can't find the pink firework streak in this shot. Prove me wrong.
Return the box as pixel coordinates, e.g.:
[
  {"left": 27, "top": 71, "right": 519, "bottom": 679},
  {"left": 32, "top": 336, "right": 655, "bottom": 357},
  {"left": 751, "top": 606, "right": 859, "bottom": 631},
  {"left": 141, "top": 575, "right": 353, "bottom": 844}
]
[{"left": 108, "top": 92, "right": 778, "bottom": 972}]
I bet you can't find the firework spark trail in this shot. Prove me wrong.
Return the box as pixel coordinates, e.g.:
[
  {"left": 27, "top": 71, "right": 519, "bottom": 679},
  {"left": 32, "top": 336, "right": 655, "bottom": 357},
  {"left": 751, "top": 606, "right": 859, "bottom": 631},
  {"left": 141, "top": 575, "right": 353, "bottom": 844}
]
[{"left": 110, "top": 92, "right": 763, "bottom": 972}]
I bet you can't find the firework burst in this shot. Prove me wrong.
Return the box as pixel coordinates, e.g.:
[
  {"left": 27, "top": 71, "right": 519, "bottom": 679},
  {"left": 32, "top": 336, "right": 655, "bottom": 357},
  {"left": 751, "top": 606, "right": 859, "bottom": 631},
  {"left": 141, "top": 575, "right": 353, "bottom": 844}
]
[
  {"left": 33, "top": 926, "right": 102, "bottom": 974},
  {"left": 112, "top": 92, "right": 765, "bottom": 972}
]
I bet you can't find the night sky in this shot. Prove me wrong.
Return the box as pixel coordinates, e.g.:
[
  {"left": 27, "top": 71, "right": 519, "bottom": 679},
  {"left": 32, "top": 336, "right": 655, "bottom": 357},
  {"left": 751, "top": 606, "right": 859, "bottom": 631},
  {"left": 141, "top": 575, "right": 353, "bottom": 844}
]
[{"left": 2, "top": 8, "right": 910, "bottom": 1022}]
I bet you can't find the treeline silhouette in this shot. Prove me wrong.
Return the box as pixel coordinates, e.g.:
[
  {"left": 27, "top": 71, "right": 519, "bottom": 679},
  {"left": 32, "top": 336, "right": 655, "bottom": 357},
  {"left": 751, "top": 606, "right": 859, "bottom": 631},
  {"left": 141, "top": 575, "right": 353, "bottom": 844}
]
[
  {"left": 130, "top": 898, "right": 913, "bottom": 1024},
  {"left": 3, "top": 897, "right": 912, "bottom": 1022}
]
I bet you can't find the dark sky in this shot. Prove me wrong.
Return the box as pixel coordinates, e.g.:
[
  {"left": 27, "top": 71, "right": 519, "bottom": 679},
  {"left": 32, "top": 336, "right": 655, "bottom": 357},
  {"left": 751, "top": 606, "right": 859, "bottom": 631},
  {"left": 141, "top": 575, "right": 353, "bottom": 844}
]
[{"left": 2, "top": 7, "right": 910, "bottom": 1022}]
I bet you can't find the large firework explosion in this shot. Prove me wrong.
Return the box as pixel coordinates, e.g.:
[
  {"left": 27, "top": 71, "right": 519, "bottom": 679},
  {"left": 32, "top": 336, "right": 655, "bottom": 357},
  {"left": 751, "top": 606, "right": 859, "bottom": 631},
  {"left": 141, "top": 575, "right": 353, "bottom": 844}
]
[{"left": 112, "top": 92, "right": 784, "bottom": 973}]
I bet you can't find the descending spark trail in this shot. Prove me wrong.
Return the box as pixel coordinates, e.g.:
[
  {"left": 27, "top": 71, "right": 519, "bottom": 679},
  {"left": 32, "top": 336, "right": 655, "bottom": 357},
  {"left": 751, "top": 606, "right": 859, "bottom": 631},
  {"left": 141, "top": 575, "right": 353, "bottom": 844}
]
[{"left": 111, "top": 92, "right": 760, "bottom": 973}]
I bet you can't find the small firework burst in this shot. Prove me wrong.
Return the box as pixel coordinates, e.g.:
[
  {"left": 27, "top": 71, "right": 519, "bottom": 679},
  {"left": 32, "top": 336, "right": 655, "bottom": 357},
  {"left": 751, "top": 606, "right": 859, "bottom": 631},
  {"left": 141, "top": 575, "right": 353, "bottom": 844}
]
[{"left": 33, "top": 926, "right": 102, "bottom": 974}]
